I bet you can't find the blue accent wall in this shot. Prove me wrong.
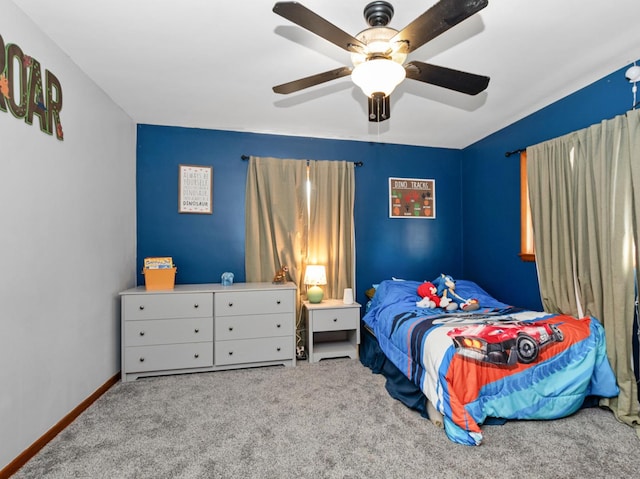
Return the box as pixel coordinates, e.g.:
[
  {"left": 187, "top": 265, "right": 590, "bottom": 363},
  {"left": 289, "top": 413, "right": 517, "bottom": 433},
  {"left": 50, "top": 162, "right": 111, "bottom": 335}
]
[
  {"left": 137, "top": 62, "right": 637, "bottom": 310},
  {"left": 137, "top": 127, "right": 464, "bottom": 305},
  {"left": 461, "top": 63, "right": 635, "bottom": 310}
]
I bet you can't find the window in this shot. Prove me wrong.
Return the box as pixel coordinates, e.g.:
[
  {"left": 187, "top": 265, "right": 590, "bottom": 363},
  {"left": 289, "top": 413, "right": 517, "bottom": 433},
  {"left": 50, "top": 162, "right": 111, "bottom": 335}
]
[{"left": 520, "top": 150, "right": 535, "bottom": 262}]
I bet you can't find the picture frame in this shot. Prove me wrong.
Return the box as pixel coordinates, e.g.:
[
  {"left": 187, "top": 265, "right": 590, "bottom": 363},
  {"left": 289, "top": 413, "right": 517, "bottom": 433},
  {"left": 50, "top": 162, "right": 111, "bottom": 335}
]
[
  {"left": 179, "top": 164, "right": 213, "bottom": 214},
  {"left": 389, "top": 177, "right": 435, "bottom": 219}
]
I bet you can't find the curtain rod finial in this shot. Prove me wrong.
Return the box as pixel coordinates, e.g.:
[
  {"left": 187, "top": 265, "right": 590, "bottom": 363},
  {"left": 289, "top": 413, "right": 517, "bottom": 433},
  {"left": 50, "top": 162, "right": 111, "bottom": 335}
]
[{"left": 505, "top": 148, "right": 525, "bottom": 157}]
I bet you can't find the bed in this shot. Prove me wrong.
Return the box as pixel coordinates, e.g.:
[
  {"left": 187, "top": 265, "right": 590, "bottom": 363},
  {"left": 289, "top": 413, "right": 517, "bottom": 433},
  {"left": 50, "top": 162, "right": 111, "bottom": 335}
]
[{"left": 360, "top": 278, "right": 619, "bottom": 446}]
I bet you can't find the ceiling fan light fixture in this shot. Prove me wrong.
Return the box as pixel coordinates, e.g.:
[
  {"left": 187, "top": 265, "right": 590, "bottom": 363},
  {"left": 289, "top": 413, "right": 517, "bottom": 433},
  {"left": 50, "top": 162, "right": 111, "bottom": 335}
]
[
  {"left": 351, "top": 58, "right": 406, "bottom": 97},
  {"left": 626, "top": 65, "right": 640, "bottom": 83},
  {"left": 350, "top": 27, "right": 407, "bottom": 67}
]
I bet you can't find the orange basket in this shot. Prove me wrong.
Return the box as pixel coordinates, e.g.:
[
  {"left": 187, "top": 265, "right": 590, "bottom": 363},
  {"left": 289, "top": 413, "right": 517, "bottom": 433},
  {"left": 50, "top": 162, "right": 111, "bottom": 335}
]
[{"left": 143, "top": 267, "right": 176, "bottom": 290}]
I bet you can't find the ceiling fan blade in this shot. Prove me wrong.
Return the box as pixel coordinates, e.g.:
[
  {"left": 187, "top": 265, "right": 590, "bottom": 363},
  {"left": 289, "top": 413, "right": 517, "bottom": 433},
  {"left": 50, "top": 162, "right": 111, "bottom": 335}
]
[
  {"left": 405, "top": 61, "right": 489, "bottom": 95},
  {"left": 273, "top": 66, "right": 353, "bottom": 94},
  {"left": 392, "top": 0, "right": 488, "bottom": 53},
  {"left": 273, "top": 2, "right": 365, "bottom": 53}
]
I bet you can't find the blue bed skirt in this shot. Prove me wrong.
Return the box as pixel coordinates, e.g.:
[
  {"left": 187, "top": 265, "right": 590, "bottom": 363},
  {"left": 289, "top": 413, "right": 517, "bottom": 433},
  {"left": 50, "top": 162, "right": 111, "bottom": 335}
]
[{"left": 360, "top": 322, "right": 430, "bottom": 418}]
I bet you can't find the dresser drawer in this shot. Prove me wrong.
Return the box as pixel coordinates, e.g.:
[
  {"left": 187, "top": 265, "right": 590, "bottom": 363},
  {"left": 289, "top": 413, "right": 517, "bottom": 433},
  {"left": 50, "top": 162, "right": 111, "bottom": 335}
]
[
  {"left": 123, "top": 293, "right": 212, "bottom": 320},
  {"left": 215, "top": 290, "right": 294, "bottom": 316},
  {"left": 215, "top": 313, "right": 293, "bottom": 341},
  {"left": 124, "top": 317, "right": 213, "bottom": 347},
  {"left": 214, "top": 337, "right": 293, "bottom": 366},
  {"left": 125, "top": 342, "right": 213, "bottom": 372},
  {"left": 313, "top": 308, "right": 359, "bottom": 332}
]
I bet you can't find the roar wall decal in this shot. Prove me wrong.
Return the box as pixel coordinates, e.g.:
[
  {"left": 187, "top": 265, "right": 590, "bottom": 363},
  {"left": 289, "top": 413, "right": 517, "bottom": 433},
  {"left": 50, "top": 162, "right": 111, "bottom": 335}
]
[{"left": 0, "top": 33, "right": 64, "bottom": 140}]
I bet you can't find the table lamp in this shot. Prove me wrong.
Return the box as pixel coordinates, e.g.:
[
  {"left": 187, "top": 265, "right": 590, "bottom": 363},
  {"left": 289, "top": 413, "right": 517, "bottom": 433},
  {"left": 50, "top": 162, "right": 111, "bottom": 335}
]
[{"left": 304, "top": 265, "right": 326, "bottom": 303}]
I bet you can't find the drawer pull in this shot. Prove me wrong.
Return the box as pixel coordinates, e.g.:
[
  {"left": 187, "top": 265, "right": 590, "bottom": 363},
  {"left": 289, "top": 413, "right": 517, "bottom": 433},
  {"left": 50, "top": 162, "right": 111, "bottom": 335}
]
[
  {"left": 333, "top": 318, "right": 338, "bottom": 322},
  {"left": 228, "top": 302, "right": 234, "bottom": 307},
  {"left": 194, "top": 304, "right": 199, "bottom": 309},
  {"left": 139, "top": 331, "right": 145, "bottom": 336},
  {"left": 277, "top": 347, "right": 281, "bottom": 352},
  {"left": 194, "top": 353, "right": 199, "bottom": 359},
  {"left": 139, "top": 305, "right": 145, "bottom": 311},
  {"left": 228, "top": 351, "right": 234, "bottom": 356},
  {"left": 194, "top": 328, "right": 199, "bottom": 333},
  {"left": 277, "top": 300, "right": 281, "bottom": 305},
  {"left": 276, "top": 324, "right": 281, "bottom": 328},
  {"left": 228, "top": 327, "right": 234, "bottom": 331},
  {"left": 139, "top": 357, "right": 145, "bottom": 362}
]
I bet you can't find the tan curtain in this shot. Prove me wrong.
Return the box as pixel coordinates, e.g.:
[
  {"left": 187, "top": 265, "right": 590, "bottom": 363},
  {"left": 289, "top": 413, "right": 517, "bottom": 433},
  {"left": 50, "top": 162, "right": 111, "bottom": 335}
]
[
  {"left": 245, "top": 156, "right": 356, "bottom": 350},
  {"left": 527, "top": 109, "right": 640, "bottom": 434},
  {"left": 307, "top": 160, "right": 356, "bottom": 300},
  {"left": 245, "top": 156, "right": 308, "bottom": 286},
  {"left": 527, "top": 139, "right": 579, "bottom": 315}
]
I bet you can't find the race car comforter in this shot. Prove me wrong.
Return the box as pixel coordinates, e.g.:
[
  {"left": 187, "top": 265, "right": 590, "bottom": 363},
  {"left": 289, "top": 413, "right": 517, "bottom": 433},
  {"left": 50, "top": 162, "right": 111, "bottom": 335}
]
[{"left": 362, "top": 279, "right": 619, "bottom": 445}]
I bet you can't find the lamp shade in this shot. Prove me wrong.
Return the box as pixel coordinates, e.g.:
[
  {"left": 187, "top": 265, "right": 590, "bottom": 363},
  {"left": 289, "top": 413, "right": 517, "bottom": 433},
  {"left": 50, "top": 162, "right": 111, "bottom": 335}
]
[
  {"left": 304, "top": 265, "right": 326, "bottom": 303},
  {"left": 351, "top": 58, "right": 406, "bottom": 97},
  {"left": 304, "top": 265, "right": 326, "bottom": 286}
]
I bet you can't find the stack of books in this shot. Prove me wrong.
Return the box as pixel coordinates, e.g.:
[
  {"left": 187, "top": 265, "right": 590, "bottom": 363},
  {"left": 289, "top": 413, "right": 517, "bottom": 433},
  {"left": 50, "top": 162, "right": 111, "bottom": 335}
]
[{"left": 144, "top": 257, "right": 174, "bottom": 269}]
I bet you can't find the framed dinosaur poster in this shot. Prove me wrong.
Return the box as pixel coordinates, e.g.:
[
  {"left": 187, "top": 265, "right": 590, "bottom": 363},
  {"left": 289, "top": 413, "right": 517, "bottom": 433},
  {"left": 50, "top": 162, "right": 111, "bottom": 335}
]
[
  {"left": 389, "top": 177, "right": 435, "bottom": 219},
  {"left": 179, "top": 164, "right": 213, "bottom": 214}
]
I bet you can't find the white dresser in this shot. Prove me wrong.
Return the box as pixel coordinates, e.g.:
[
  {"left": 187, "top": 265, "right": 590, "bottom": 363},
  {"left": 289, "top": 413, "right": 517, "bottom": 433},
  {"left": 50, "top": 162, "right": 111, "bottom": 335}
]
[{"left": 120, "top": 282, "right": 296, "bottom": 382}]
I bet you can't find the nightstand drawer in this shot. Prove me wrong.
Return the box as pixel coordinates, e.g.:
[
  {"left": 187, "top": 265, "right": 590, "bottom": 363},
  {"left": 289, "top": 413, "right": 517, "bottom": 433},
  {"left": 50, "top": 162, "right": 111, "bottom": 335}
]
[
  {"left": 215, "top": 337, "right": 293, "bottom": 365},
  {"left": 123, "top": 293, "right": 212, "bottom": 320},
  {"left": 125, "top": 342, "right": 213, "bottom": 372},
  {"left": 215, "top": 314, "right": 293, "bottom": 340},
  {"left": 313, "top": 308, "right": 359, "bottom": 332},
  {"left": 124, "top": 317, "right": 213, "bottom": 347},
  {"left": 215, "top": 290, "right": 294, "bottom": 316}
]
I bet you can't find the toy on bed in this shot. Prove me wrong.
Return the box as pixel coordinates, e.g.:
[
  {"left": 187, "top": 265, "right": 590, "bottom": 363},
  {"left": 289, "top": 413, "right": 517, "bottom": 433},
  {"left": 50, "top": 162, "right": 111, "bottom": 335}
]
[
  {"left": 432, "top": 273, "right": 480, "bottom": 311},
  {"left": 416, "top": 281, "right": 440, "bottom": 308}
]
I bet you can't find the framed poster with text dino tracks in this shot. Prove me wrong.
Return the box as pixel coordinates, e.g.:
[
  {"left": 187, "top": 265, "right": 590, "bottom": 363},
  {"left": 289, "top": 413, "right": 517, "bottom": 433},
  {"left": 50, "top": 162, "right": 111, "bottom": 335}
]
[{"left": 389, "top": 177, "right": 435, "bottom": 219}]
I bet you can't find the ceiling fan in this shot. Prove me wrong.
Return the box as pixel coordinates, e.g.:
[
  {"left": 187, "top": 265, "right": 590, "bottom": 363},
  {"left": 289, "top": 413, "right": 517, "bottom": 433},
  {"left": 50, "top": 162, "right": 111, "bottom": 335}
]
[{"left": 272, "top": 0, "right": 490, "bottom": 122}]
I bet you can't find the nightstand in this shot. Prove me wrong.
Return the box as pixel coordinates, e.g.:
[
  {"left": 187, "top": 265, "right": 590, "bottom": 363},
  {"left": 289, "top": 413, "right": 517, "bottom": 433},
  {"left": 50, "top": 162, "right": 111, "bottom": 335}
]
[{"left": 304, "top": 299, "right": 361, "bottom": 363}]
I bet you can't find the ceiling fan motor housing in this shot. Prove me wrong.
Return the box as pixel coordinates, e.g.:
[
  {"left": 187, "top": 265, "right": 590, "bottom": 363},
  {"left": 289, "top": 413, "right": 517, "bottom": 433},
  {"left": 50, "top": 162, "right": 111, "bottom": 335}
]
[{"left": 364, "top": 1, "right": 394, "bottom": 27}]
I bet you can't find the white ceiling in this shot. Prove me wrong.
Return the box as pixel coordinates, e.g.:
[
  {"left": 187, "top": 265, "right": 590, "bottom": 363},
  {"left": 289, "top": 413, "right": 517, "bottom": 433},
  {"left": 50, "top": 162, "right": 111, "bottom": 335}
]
[{"left": 11, "top": 0, "right": 640, "bottom": 149}]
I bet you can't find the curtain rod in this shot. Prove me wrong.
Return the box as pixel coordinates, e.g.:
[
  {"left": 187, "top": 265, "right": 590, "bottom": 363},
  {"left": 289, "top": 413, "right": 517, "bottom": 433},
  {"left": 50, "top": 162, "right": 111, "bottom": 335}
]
[
  {"left": 504, "top": 148, "right": 525, "bottom": 157},
  {"left": 241, "top": 155, "right": 363, "bottom": 167}
]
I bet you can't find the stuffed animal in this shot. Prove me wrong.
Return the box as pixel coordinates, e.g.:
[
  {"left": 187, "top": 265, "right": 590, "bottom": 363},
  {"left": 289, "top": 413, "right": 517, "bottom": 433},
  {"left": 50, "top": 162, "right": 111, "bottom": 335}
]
[
  {"left": 432, "top": 274, "right": 480, "bottom": 312},
  {"left": 416, "top": 281, "right": 440, "bottom": 308},
  {"left": 272, "top": 265, "right": 289, "bottom": 284}
]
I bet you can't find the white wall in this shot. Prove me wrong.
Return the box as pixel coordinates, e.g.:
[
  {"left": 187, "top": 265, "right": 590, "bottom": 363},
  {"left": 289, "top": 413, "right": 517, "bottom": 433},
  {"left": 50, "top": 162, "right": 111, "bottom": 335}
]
[{"left": 0, "top": 1, "right": 136, "bottom": 469}]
